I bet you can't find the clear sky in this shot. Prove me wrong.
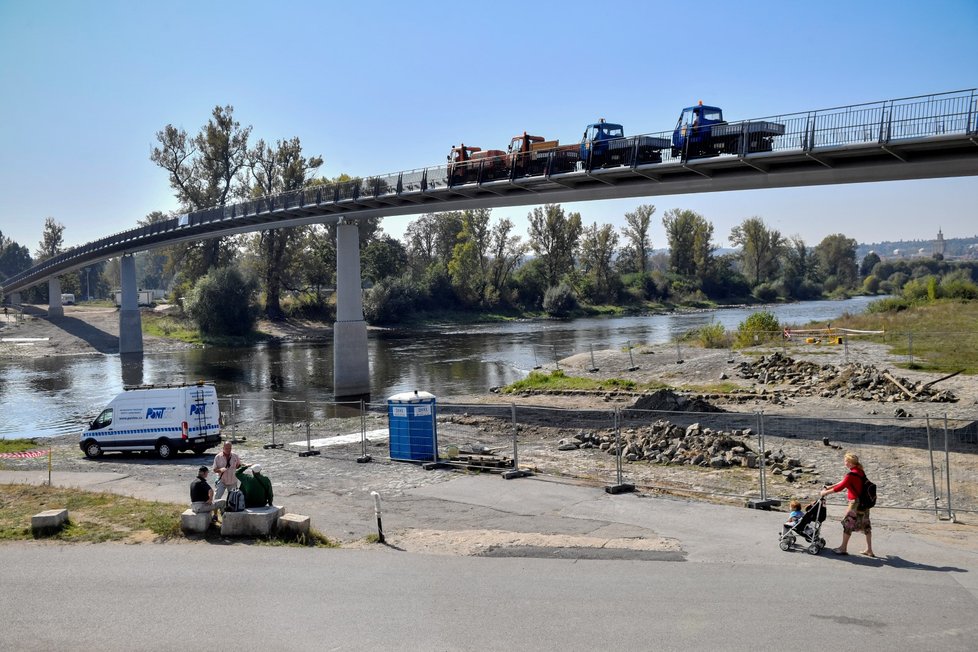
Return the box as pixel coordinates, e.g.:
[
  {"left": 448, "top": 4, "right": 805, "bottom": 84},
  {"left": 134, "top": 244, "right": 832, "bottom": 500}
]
[{"left": 1, "top": 0, "right": 976, "bottom": 255}]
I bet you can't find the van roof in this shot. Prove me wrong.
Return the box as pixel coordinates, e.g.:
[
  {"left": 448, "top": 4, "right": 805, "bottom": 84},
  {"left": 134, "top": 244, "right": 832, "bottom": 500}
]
[{"left": 123, "top": 381, "right": 216, "bottom": 391}]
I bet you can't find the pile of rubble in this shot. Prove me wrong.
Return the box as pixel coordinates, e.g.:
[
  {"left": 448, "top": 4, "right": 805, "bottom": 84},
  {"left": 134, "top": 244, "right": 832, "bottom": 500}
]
[
  {"left": 629, "top": 389, "right": 724, "bottom": 413},
  {"left": 737, "top": 352, "right": 957, "bottom": 403},
  {"left": 557, "top": 420, "right": 817, "bottom": 481}
]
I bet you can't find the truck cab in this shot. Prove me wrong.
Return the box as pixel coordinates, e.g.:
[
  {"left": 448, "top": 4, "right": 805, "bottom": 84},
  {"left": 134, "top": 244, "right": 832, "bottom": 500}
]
[
  {"left": 580, "top": 119, "right": 626, "bottom": 167},
  {"left": 672, "top": 101, "right": 725, "bottom": 158}
]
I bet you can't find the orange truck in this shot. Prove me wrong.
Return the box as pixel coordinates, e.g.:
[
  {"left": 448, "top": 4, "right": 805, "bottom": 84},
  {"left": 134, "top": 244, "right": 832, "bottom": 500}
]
[{"left": 447, "top": 133, "right": 578, "bottom": 185}]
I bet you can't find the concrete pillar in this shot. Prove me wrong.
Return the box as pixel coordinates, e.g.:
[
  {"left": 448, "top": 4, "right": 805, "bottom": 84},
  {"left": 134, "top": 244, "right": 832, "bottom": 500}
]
[
  {"left": 333, "top": 219, "right": 370, "bottom": 397},
  {"left": 9, "top": 292, "right": 21, "bottom": 306},
  {"left": 48, "top": 278, "right": 64, "bottom": 318},
  {"left": 119, "top": 254, "right": 143, "bottom": 355}
]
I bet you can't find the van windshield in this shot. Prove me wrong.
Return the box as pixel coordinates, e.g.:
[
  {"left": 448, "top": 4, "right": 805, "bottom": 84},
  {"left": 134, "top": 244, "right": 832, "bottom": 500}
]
[{"left": 91, "top": 408, "right": 112, "bottom": 430}]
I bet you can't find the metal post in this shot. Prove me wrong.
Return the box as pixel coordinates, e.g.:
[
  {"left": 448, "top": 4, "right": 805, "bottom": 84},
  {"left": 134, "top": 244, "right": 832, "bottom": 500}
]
[
  {"left": 676, "top": 341, "right": 683, "bottom": 364},
  {"left": 371, "top": 491, "right": 385, "bottom": 544},
  {"left": 553, "top": 345, "right": 560, "bottom": 371},
  {"left": 532, "top": 346, "right": 541, "bottom": 370},
  {"left": 503, "top": 403, "right": 530, "bottom": 479},
  {"left": 357, "top": 399, "right": 371, "bottom": 463},
  {"left": 759, "top": 411, "right": 767, "bottom": 501},
  {"left": 298, "top": 400, "right": 320, "bottom": 457},
  {"left": 231, "top": 398, "right": 238, "bottom": 442},
  {"left": 265, "top": 398, "right": 283, "bottom": 449},
  {"left": 627, "top": 340, "right": 638, "bottom": 371},
  {"left": 605, "top": 408, "right": 634, "bottom": 494},
  {"left": 944, "top": 413, "right": 954, "bottom": 521},
  {"left": 843, "top": 335, "right": 849, "bottom": 364},
  {"left": 588, "top": 344, "right": 598, "bottom": 372},
  {"left": 926, "top": 415, "right": 939, "bottom": 517},
  {"left": 908, "top": 332, "right": 914, "bottom": 365}
]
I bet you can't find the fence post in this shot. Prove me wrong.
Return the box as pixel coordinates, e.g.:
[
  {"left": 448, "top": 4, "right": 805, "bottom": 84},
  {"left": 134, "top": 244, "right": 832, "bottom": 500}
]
[
  {"left": 843, "top": 335, "right": 849, "bottom": 364},
  {"left": 926, "top": 415, "right": 940, "bottom": 517},
  {"left": 230, "top": 398, "right": 241, "bottom": 443},
  {"left": 626, "top": 340, "right": 638, "bottom": 371},
  {"left": 553, "top": 345, "right": 561, "bottom": 371},
  {"left": 298, "top": 400, "right": 320, "bottom": 457},
  {"left": 943, "top": 413, "right": 954, "bottom": 522},
  {"left": 605, "top": 407, "right": 634, "bottom": 494},
  {"left": 908, "top": 332, "right": 914, "bottom": 365},
  {"left": 265, "top": 398, "right": 283, "bottom": 449},
  {"left": 747, "top": 411, "right": 777, "bottom": 509},
  {"left": 588, "top": 344, "right": 599, "bottom": 372},
  {"left": 675, "top": 341, "right": 684, "bottom": 364},
  {"left": 357, "top": 399, "right": 372, "bottom": 463},
  {"left": 503, "top": 403, "right": 530, "bottom": 479}
]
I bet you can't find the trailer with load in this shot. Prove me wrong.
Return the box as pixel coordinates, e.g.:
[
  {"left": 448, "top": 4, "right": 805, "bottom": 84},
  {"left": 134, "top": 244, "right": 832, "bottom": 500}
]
[
  {"left": 672, "top": 101, "right": 785, "bottom": 159},
  {"left": 577, "top": 119, "right": 671, "bottom": 170}
]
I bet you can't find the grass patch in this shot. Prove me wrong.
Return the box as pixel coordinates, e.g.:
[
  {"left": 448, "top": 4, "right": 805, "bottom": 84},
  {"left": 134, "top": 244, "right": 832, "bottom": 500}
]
[
  {"left": 501, "top": 370, "right": 669, "bottom": 394},
  {"left": 828, "top": 300, "right": 978, "bottom": 374},
  {"left": 257, "top": 528, "right": 338, "bottom": 548},
  {"left": 0, "top": 484, "right": 183, "bottom": 542},
  {"left": 142, "top": 314, "right": 203, "bottom": 344},
  {"left": 676, "top": 323, "right": 732, "bottom": 349},
  {"left": 679, "top": 382, "right": 743, "bottom": 394},
  {"left": 0, "top": 439, "right": 38, "bottom": 454}
]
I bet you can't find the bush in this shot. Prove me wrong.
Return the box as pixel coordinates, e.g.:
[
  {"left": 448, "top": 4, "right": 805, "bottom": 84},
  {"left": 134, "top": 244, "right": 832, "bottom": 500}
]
[
  {"left": 184, "top": 267, "right": 258, "bottom": 336},
  {"left": 862, "top": 275, "right": 880, "bottom": 294},
  {"left": 941, "top": 276, "right": 978, "bottom": 300},
  {"left": 733, "top": 311, "right": 781, "bottom": 348},
  {"left": 542, "top": 283, "right": 577, "bottom": 318},
  {"left": 694, "top": 323, "right": 731, "bottom": 348},
  {"left": 363, "top": 276, "right": 419, "bottom": 324},
  {"left": 867, "top": 297, "right": 911, "bottom": 313},
  {"left": 751, "top": 282, "right": 779, "bottom": 303}
]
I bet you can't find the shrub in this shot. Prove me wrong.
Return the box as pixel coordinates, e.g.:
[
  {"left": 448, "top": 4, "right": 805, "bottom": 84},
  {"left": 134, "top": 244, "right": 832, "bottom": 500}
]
[
  {"left": 862, "top": 275, "right": 880, "bottom": 294},
  {"left": 184, "top": 267, "right": 258, "bottom": 336},
  {"left": 867, "top": 297, "right": 911, "bottom": 313},
  {"left": 363, "top": 276, "right": 419, "bottom": 324},
  {"left": 697, "top": 323, "right": 731, "bottom": 348},
  {"left": 542, "top": 283, "right": 577, "bottom": 318},
  {"left": 733, "top": 311, "right": 781, "bottom": 348},
  {"left": 751, "top": 282, "right": 779, "bottom": 303}
]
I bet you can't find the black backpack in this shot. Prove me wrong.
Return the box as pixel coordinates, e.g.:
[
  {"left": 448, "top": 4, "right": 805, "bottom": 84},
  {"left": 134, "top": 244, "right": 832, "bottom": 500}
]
[
  {"left": 226, "top": 489, "right": 246, "bottom": 512},
  {"left": 849, "top": 470, "right": 877, "bottom": 509}
]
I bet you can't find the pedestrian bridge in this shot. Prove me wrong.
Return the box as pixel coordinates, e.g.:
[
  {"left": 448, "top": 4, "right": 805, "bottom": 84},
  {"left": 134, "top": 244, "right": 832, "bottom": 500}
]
[{"left": 3, "top": 88, "right": 977, "bottom": 396}]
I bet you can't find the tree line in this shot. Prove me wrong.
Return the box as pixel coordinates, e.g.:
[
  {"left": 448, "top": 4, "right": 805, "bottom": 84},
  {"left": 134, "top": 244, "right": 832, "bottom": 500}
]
[{"left": 3, "top": 105, "right": 977, "bottom": 333}]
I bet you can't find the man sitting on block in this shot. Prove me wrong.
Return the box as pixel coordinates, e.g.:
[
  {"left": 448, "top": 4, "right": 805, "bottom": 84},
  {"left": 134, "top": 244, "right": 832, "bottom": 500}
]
[
  {"left": 190, "top": 466, "right": 225, "bottom": 522},
  {"left": 235, "top": 463, "right": 274, "bottom": 508}
]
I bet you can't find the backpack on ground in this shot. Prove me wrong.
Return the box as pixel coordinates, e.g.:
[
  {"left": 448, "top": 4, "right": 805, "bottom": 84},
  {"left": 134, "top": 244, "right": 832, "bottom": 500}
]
[
  {"left": 226, "top": 489, "right": 246, "bottom": 513},
  {"left": 849, "top": 470, "right": 877, "bottom": 510}
]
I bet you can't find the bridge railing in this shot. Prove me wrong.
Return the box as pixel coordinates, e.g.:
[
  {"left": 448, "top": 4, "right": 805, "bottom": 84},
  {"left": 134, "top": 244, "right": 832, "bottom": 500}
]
[{"left": 4, "top": 89, "right": 976, "bottom": 295}]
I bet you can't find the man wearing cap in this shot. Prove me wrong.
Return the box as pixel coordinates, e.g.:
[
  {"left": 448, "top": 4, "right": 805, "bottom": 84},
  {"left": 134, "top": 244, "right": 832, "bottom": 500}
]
[
  {"left": 190, "top": 466, "right": 225, "bottom": 522},
  {"left": 235, "top": 463, "right": 274, "bottom": 508}
]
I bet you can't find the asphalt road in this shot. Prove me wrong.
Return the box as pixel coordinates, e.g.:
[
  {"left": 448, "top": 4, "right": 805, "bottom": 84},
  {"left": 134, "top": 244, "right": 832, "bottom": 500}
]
[{"left": 1, "top": 543, "right": 975, "bottom": 651}]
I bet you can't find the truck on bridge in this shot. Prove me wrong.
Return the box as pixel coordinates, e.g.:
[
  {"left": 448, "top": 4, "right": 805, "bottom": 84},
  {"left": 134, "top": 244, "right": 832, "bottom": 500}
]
[
  {"left": 672, "top": 102, "right": 786, "bottom": 159},
  {"left": 578, "top": 119, "right": 670, "bottom": 169}
]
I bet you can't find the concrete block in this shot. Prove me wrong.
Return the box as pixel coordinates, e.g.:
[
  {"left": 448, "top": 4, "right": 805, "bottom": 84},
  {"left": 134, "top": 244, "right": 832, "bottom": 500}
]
[
  {"left": 181, "top": 509, "right": 211, "bottom": 534},
  {"left": 278, "top": 513, "right": 310, "bottom": 538},
  {"left": 220, "top": 506, "right": 280, "bottom": 537},
  {"left": 31, "top": 509, "right": 68, "bottom": 534}
]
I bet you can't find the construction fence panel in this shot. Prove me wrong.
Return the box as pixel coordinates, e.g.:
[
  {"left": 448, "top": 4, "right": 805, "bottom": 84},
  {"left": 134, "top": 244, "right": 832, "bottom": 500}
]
[
  {"left": 619, "top": 408, "right": 769, "bottom": 502},
  {"left": 435, "top": 402, "right": 520, "bottom": 472}
]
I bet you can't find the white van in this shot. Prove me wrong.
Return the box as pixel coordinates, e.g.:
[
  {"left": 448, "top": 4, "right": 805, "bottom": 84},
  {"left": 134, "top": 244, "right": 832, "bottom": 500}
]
[{"left": 79, "top": 382, "right": 222, "bottom": 459}]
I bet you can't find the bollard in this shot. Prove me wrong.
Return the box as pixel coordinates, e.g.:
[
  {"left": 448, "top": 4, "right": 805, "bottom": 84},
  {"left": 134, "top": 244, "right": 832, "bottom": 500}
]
[{"left": 371, "top": 491, "right": 385, "bottom": 544}]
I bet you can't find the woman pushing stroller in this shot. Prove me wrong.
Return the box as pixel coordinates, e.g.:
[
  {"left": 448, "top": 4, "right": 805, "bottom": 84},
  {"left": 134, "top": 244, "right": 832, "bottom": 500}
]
[{"left": 820, "top": 452, "right": 876, "bottom": 558}]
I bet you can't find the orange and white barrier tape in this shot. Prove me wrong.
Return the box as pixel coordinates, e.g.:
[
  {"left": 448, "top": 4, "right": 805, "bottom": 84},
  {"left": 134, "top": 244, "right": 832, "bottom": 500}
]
[{"left": 0, "top": 449, "right": 50, "bottom": 459}]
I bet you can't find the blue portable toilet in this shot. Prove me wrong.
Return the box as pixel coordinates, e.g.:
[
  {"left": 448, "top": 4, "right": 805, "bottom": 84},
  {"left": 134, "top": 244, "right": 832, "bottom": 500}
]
[{"left": 387, "top": 390, "right": 437, "bottom": 462}]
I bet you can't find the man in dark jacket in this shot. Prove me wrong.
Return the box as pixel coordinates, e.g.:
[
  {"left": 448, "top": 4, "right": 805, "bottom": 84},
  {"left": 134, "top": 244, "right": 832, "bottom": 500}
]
[
  {"left": 190, "top": 466, "right": 224, "bottom": 522},
  {"left": 235, "top": 464, "right": 274, "bottom": 508}
]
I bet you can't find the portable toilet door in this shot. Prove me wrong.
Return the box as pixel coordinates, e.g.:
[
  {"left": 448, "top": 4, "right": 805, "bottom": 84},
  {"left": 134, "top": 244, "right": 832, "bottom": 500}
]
[{"left": 387, "top": 390, "right": 437, "bottom": 462}]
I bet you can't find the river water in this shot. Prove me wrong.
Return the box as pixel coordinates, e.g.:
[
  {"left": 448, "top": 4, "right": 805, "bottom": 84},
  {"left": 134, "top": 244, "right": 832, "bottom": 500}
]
[{"left": 0, "top": 296, "right": 876, "bottom": 438}]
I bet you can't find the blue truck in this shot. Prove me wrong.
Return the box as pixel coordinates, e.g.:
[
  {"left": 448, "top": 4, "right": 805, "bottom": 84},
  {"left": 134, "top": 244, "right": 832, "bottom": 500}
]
[
  {"left": 672, "top": 102, "right": 785, "bottom": 160},
  {"left": 579, "top": 119, "right": 671, "bottom": 168}
]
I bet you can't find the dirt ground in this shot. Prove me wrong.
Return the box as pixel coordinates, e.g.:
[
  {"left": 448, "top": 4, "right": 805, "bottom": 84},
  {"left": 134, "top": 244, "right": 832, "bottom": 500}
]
[{"left": 3, "top": 305, "right": 977, "bottom": 530}]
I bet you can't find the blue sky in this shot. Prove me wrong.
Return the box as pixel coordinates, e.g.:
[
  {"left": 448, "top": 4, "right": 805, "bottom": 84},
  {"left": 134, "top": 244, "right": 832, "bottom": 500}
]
[{"left": 1, "top": 0, "right": 976, "bottom": 255}]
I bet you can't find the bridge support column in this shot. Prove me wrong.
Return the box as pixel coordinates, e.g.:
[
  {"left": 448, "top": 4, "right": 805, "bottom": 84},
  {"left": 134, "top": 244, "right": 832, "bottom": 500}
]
[
  {"left": 48, "top": 279, "right": 64, "bottom": 318},
  {"left": 9, "top": 292, "right": 21, "bottom": 306},
  {"left": 333, "top": 219, "right": 370, "bottom": 398},
  {"left": 119, "top": 254, "right": 143, "bottom": 355}
]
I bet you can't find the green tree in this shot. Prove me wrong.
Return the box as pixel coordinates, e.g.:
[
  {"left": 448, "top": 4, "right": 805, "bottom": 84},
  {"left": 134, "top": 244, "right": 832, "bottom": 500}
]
[
  {"left": 729, "top": 216, "right": 784, "bottom": 286},
  {"left": 448, "top": 209, "right": 492, "bottom": 306},
  {"left": 0, "top": 231, "right": 32, "bottom": 281},
  {"left": 486, "top": 217, "right": 525, "bottom": 306},
  {"left": 527, "top": 204, "right": 582, "bottom": 286},
  {"left": 363, "top": 235, "right": 408, "bottom": 284},
  {"left": 662, "top": 208, "right": 715, "bottom": 285},
  {"left": 35, "top": 217, "right": 65, "bottom": 262},
  {"left": 860, "top": 252, "right": 881, "bottom": 278},
  {"left": 247, "top": 137, "right": 323, "bottom": 319},
  {"left": 577, "top": 222, "right": 620, "bottom": 303},
  {"left": 185, "top": 266, "right": 258, "bottom": 336},
  {"left": 815, "top": 233, "right": 859, "bottom": 289},
  {"left": 620, "top": 204, "right": 655, "bottom": 274},
  {"left": 150, "top": 105, "right": 252, "bottom": 278},
  {"left": 136, "top": 211, "right": 173, "bottom": 291}
]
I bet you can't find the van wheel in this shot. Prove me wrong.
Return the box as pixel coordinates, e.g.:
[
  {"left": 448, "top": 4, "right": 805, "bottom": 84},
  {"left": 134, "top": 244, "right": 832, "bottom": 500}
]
[
  {"left": 192, "top": 445, "right": 207, "bottom": 455},
  {"left": 156, "top": 439, "right": 176, "bottom": 460},
  {"left": 83, "top": 440, "right": 103, "bottom": 459}
]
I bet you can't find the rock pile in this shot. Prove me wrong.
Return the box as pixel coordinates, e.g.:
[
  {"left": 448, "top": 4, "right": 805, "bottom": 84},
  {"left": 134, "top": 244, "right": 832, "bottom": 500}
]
[
  {"left": 556, "top": 420, "right": 817, "bottom": 481},
  {"left": 629, "top": 389, "right": 724, "bottom": 413},
  {"left": 737, "top": 352, "right": 957, "bottom": 403}
]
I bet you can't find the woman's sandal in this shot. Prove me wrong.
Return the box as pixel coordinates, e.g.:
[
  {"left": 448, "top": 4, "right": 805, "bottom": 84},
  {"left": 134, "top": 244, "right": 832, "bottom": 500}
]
[
  {"left": 832, "top": 548, "right": 849, "bottom": 556},
  {"left": 860, "top": 551, "right": 876, "bottom": 558}
]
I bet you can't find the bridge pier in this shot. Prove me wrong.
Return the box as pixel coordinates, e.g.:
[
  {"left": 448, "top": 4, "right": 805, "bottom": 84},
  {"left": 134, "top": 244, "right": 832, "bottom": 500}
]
[
  {"left": 48, "top": 278, "right": 64, "bottom": 318},
  {"left": 119, "top": 253, "right": 143, "bottom": 355},
  {"left": 333, "top": 219, "right": 370, "bottom": 398},
  {"left": 9, "top": 292, "right": 21, "bottom": 307}
]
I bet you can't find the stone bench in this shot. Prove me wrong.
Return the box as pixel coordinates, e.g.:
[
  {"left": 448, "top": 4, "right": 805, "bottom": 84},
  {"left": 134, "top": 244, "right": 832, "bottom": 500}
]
[
  {"left": 277, "top": 513, "right": 311, "bottom": 539},
  {"left": 220, "top": 505, "right": 285, "bottom": 537},
  {"left": 181, "top": 509, "right": 212, "bottom": 534},
  {"left": 32, "top": 508, "right": 68, "bottom": 535}
]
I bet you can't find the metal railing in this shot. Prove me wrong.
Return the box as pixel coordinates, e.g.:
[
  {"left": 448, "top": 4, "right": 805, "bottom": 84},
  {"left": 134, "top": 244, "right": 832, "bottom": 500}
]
[{"left": 4, "top": 88, "right": 976, "bottom": 295}]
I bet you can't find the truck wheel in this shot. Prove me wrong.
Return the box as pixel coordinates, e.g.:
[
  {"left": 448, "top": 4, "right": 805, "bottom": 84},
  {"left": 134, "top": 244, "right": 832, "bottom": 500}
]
[
  {"left": 83, "top": 440, "right": 103, "bottom": 459},
  {"left": 156, "top": 439, "right": 176, "bottom": 460}
]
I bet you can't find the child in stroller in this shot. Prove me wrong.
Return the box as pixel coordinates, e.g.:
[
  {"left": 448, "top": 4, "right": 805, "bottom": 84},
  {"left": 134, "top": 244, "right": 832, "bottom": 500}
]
[{"left": 779, "top": 496, "right": 828, "bottom": 554}]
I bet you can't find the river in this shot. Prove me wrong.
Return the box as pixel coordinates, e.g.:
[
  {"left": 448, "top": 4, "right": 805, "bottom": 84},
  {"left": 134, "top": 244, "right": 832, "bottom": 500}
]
[{"left": 0, "top": 296, "right": 877, "bottom": 438}]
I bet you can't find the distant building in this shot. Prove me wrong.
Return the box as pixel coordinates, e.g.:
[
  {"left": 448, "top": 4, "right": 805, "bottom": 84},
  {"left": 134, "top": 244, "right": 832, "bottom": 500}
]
[{"left": 934, "top": 228, "right": 946, "bottom": 256}]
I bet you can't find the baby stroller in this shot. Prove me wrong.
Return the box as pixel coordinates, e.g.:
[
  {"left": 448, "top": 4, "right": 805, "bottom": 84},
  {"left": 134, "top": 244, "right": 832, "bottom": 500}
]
[{"left": 779, "top": 496, "right": 827, "bottom": 555}]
